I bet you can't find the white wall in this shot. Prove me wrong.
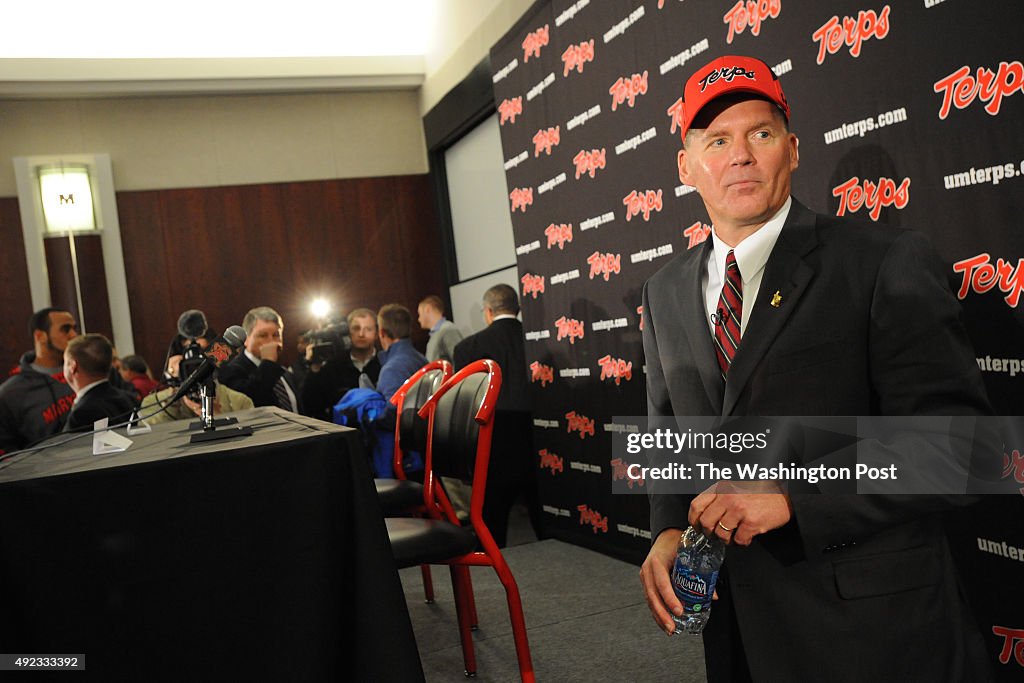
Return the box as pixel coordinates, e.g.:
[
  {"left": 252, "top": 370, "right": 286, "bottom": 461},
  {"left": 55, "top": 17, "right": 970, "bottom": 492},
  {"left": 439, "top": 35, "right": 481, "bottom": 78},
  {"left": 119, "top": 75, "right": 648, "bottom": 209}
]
[{"left": 0, "top": 89, "right": 428, "bottom": 197}]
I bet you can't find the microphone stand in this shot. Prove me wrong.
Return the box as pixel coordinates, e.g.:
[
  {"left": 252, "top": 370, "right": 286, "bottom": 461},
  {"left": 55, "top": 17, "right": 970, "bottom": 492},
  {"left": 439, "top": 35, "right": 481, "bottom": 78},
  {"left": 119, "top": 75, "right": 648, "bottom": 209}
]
[{"left": 189, "top": 377, "right": 253, "bottom": 444}]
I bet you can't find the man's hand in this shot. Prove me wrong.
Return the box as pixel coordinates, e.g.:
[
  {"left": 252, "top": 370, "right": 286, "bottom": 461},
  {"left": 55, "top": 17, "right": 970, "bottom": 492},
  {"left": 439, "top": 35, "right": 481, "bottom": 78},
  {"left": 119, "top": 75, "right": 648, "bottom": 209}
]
[
  {"left": 689, "top": 481, "right": 793, "bottom": 546},
  {"left": 259, "top": 342, "right": 282, "bottom": 363},
  {"left": 640, "top": 528, "right": 684, "bottom": 635}
]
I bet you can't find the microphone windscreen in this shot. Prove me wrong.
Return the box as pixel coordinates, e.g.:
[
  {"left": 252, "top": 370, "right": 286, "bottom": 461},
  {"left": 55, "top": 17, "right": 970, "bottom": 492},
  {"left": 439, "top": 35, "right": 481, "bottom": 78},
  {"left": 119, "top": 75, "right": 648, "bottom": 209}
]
[
  {"left": 223, "top": 325, "right": 247, "bottom": 348},
  {"left": 177, "top": 309, "right": 208, "bottom": 339}
]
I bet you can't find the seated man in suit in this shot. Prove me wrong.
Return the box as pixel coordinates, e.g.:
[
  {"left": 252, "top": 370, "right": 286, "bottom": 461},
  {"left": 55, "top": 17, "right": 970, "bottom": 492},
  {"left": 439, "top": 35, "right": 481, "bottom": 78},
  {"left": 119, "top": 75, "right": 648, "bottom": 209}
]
[
  {"left": 453, "top": 284, "right": 541, "bottom": 547},
  {"left": 218, "top": 306, "right": 300, "bottom": 413},
  {"left": 62, "top": 333, "right": 139, "bottom": 432},
  {"left": 638, "top": 55, "right": 992, "bottom": 682}
]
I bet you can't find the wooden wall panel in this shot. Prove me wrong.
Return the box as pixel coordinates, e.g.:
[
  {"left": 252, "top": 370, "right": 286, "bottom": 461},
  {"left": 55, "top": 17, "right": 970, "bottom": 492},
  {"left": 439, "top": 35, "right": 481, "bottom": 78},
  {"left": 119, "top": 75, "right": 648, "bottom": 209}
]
[
  {"left": 116, "top": 174, "right": 443, "bottom": 377},
  {"left": 0, "top": 198, "right": 34, "bottom": 373}
]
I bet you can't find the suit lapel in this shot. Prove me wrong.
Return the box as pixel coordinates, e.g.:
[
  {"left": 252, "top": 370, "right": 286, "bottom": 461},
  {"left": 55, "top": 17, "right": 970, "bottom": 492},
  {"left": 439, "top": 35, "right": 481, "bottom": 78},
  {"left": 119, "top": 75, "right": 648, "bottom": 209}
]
[
  {"left": 675, "top": 239, "right": 724, "bottom": 412},
  {"left": 723, "top": 201, "right": 819, "bottom": 415}
]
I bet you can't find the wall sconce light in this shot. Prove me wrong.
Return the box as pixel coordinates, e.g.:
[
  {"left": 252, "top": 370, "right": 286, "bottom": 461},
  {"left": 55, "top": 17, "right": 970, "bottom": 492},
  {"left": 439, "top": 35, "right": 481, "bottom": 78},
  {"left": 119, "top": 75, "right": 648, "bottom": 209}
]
[{"left": 38, "top": 164, "right": 97, "bottom": 233}]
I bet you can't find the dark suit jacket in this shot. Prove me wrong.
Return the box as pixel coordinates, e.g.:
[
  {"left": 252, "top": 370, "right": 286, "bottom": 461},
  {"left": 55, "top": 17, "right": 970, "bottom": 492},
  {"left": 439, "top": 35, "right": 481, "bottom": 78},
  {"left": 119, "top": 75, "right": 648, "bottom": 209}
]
[
  {"left": 64, "top": 381, "right": 139, "bottom": 432},
  {"left": 300, "top": 354, "right": 381, "bottom": 422},
  {"left": 641, "top": 199, "right": 992, "bottom": 681},
  {"left": 453, "top": 318, "right": 530, "bottom": 412},
  {"left": 218, "top": 352, "right": 300, "bottom": 412}
]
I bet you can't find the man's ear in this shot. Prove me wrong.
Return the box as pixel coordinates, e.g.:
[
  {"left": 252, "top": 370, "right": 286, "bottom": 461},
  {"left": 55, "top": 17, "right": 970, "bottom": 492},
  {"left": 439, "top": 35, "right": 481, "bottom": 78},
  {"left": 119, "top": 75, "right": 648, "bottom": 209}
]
[
  {"left": 33, "top": 329, "right": 47, "bottom": 346},
  {"left": 789, "top": 133, "right": 800, "bottom": 172},
  {"left": 677, "top": 148, "right": 692, "bottom": 186}
]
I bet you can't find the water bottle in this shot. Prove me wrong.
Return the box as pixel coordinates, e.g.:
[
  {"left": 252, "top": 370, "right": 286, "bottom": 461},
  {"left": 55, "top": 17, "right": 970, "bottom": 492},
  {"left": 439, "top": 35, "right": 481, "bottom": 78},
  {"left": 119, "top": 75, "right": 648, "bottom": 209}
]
[{"left": 670, "top": 525, "right": 726, "bottom": 634}]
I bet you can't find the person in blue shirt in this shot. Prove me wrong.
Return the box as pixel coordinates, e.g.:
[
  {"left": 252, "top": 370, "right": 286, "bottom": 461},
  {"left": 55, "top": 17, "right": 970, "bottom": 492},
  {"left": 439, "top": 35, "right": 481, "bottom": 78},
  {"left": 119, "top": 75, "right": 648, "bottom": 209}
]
[{"left": 375, "top": 304, "right": 427, "bottom": 401}]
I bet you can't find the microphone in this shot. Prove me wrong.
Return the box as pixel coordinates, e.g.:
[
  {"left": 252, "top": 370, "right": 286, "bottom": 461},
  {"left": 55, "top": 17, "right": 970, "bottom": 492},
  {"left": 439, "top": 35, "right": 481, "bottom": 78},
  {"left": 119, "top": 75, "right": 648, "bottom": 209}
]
[
  {"left": 166, "top": 325, "right": 247, "bottom": 405},
  {"left": 710, "top": 307, "right": 731, "bottom": 326},
  {"left": 177, "top": 309, "right": 209, "bottom": 339}
]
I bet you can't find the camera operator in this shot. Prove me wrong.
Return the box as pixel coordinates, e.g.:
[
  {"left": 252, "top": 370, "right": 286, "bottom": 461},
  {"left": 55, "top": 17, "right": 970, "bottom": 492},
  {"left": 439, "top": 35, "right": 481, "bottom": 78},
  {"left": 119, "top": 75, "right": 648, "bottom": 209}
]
[{"left": 300, "top": 307, "right": 381, "bottom": 422}]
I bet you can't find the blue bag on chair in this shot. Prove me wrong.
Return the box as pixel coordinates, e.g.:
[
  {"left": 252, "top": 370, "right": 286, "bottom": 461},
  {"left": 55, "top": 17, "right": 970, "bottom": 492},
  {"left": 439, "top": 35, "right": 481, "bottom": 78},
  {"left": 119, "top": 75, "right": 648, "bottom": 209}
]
[{"left": 333, "top": 388, "right": 420, "bottom": 477}]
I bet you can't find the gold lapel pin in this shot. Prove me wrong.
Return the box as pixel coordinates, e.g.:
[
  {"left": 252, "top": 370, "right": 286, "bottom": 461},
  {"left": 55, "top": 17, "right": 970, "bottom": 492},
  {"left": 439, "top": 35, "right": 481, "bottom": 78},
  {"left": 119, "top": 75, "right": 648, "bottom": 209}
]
[{"left": 770, "top": 290, "right": 782, "bottom": 308}]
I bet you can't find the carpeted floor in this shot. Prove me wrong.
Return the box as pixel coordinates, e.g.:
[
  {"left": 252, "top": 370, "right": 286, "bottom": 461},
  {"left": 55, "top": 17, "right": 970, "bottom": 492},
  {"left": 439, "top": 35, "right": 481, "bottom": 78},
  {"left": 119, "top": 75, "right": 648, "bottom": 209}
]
[{"left": 399, "top": 506, "right": 708, "bottom": 682}]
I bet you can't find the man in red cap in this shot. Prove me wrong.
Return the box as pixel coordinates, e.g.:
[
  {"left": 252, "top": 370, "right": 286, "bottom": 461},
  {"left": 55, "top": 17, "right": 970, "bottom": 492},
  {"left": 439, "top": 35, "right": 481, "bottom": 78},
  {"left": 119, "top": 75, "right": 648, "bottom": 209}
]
[{"left": 639, "top": 56, "right": 992, "bottom": 681}]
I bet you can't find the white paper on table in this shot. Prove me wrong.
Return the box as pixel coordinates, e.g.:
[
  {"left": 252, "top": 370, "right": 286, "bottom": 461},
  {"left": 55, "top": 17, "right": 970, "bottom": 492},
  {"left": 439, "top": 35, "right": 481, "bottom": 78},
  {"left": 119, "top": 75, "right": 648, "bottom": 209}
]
[{"left": 92, "top": 417, "right": 133, "bottom": 454}]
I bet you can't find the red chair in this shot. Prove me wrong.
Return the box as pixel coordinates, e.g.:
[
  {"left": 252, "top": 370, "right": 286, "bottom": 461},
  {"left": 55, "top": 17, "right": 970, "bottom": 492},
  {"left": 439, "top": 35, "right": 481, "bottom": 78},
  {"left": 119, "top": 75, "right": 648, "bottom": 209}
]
[
  {"left": 375, "top": 360, "right": 452, "bottom": 603},
  {"left": 386, "top": 359, "right": 535, "bottom": 682}
]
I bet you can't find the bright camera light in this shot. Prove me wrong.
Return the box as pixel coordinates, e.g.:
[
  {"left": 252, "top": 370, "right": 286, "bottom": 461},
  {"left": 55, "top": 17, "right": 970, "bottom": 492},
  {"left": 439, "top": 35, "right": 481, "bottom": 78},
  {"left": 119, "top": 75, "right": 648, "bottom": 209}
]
[{"left": 311, "top": 298, "right": 330, "bottom": 319}]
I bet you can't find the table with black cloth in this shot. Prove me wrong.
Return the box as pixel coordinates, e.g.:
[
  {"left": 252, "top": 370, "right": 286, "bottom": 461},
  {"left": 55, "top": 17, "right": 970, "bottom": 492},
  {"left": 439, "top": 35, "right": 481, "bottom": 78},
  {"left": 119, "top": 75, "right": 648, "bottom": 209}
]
[{"left": 0, "top": 406, "right": 424, "bottom": 681}]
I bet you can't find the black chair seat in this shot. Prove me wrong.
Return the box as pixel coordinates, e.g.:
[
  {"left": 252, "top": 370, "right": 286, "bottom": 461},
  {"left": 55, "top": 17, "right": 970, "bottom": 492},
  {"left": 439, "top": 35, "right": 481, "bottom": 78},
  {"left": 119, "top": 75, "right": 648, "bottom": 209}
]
[
  {"left": 386, "top": 517, "right": 477, "bottom": 569},
  {"left": 375, "top": 478, "right": 424, "bottom": 514}
]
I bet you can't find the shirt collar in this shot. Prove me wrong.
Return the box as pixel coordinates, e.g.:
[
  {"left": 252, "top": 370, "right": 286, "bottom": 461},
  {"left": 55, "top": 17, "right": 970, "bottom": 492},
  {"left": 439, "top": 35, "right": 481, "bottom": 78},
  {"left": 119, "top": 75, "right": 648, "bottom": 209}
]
[
  {"left": 491, "top": 314, "right": 518, "bottom": 322},
  {"left": 429, "top": 317, "right": 447, "bottom": 336},
  {"left": 73, "top": 378, "right": 108, "bottom": 404},
  {"left": 710, "top": 197, "right": 791, "bottom": 285},
  {"left": 244, "top": 349, "right": 261, "bottom": 366}
]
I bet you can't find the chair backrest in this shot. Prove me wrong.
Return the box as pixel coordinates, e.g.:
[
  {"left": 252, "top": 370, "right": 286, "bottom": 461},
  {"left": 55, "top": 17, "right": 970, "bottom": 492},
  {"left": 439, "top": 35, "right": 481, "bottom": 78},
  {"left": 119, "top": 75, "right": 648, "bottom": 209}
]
[
  {"left": 418, "top": 360, "right": 502, "bottom": 517},
  {"left": 391, "top": 360, "right": 452, "bottom": 478}
]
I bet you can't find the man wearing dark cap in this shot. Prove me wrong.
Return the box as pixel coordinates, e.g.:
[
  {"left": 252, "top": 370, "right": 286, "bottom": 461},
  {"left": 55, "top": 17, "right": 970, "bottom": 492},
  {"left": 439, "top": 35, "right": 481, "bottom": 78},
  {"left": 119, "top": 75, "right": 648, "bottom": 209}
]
[{"left": 639, "top": 56, "right": 992, "bottom": 681}]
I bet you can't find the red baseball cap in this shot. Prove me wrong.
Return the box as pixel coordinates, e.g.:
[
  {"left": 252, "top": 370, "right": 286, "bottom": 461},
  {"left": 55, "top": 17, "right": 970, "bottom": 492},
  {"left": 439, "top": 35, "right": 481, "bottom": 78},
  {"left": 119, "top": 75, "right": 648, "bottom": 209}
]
[{"left": 680, "top": 55, "right": 790, "bottom": 140}]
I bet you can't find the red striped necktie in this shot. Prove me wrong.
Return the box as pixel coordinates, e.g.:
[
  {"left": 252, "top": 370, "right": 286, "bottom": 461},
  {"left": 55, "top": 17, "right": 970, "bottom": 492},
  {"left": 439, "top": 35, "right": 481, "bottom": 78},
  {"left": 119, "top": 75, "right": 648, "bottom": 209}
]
[{"left": 712, "top": 249, "right": 743, "bottom": 379}]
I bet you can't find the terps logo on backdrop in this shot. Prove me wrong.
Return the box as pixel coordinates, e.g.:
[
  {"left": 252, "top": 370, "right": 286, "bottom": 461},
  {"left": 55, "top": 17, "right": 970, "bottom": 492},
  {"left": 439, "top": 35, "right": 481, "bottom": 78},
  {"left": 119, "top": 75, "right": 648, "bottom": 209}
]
[
  {"left": 992, "top": 625, "right": 1024, "bottom": 667},
  {"left": 522, "top": 24, "right": 549, "bottom": 62},
  {"left": 1003, "top": 448, "right": 1024, "bottom": 495},
  {"left": 953, "top": 254, "right": 1024, "bottom": 308},
  {"left": 565, "top": 411, "right": 596, "bottom": 438},
  {"left": 666, "top": 97, "right": 686, "bottom": 135},
  {"left": 636, "top": 304, "right": 644, "bottom": 331},
  {"left": 574, "top": 148, "right": 607, "bottom": 179},
  {"left": 685, "top": 221, "right": 712, "bottom": 249},
  {"left": 612, "top": 458, "right": 645, "bottom": 488},
  {"left": 609, "top": 71, "right": 649, "bottom": 111},
  {"left": 577, "top": 504, "right": 609, "bottom": 533},
  {"left": 530, "top": 361, "right": 554, "bottom": 386},
  {"left": 598, "top": 355, "right": 633, "bottom": 384},
  {"left": 555, "top": 316, "right": 586, "bottom": 344},
  {"left": 812, "top": 5, "right": 891, "bottom": 65},
  {"left": 587, "top": 251, "right": 622, "bottom": 281},
  {"left": 623, "top": 189, "right": 664, "bottom": 221},
  {"left": 538, "top": 449, "right": 564, "bottom": 475},
  {"left": 724, "top": 0, "right": 782, "bottom": 45},
  {"left": 533, "top": 126, "right": 561, "bottom": 156},
  {"left": 521, "top": 273, "right": 546, "bottom": 299},
  {"left": 510, "top": 187, "right": 533, "bottom": 213},
  {"left": 499, "top": 97, "right": 523, "bottom": 125},
  {"left": 934, "top": 61, "right": 1024, "bottom": 120},
  {"left": 832, "top": 176, "right": 910, "bottom": 221},
  {"left": 562, "top": 39, "right": 595, "bottom": 76},
  {"left": 546, "top": 223, "right": 573, "bottom": 249}
]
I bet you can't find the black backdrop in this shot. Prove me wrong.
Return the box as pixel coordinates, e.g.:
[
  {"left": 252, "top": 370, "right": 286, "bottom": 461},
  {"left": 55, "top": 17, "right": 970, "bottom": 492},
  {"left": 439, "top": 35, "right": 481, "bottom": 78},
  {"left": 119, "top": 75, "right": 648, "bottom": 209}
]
[{"left": 489, "top": 0, "right": 1024, "bottom": 678}]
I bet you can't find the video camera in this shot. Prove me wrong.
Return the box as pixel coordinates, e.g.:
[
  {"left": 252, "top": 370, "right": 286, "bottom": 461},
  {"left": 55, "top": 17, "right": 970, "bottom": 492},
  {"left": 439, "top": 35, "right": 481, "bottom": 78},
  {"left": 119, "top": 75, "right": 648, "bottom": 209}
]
[
  {"left": 306, "top": 317, "right": 351, "bottom": 365},
  {"left": 171, "top": 340, "right": 208, "bottom": 401}
]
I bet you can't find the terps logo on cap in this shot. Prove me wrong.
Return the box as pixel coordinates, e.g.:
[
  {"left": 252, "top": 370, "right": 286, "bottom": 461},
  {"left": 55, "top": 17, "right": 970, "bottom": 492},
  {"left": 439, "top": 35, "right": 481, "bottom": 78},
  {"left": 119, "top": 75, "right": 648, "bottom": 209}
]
[
  {"left": 538, "top": 448, "right": 564, "bottom": 475},
  {"left": 573, "top": 148, "right": 607, "bottom": 179},
  {"left": 565, "top": 411, "right": 596, "bottom": 438},
  {"left": 832, "top": 176, "right": 910, "bottom": 221},
  {"left": 521, "top": 273, "right": 546, "bottom": 299},
  {"left": 562, "top": 39, "right": 595, "bottom": 77},
  {"left": 510, "top": 187, "right": 534, "bottom": 213},
  {"left": 699, "top": 65, "right": 758, "bottom": 93},
  {"left": 522, "top": 24, "right": 549, "bottom": 62},
  {"left": 723, "top": 0, "right": 782, "bottom": 45},
  {"left": 546, "top": 223, "right": 573, "bottom": 250},
  {"left": 598, "top": 355, "right": 633, "bottom": 384},
  {"left": 530, "top": 361, "right": 554, "bottom": 386},
  {"left": 499, "top": 97, "right": 523, "bottom": 125},
  {"left": 577, "top": 504, "right": 609, "bottom": 533},
  {"left": 533, "top": 126, "right": 561, "bottom": 156}
]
